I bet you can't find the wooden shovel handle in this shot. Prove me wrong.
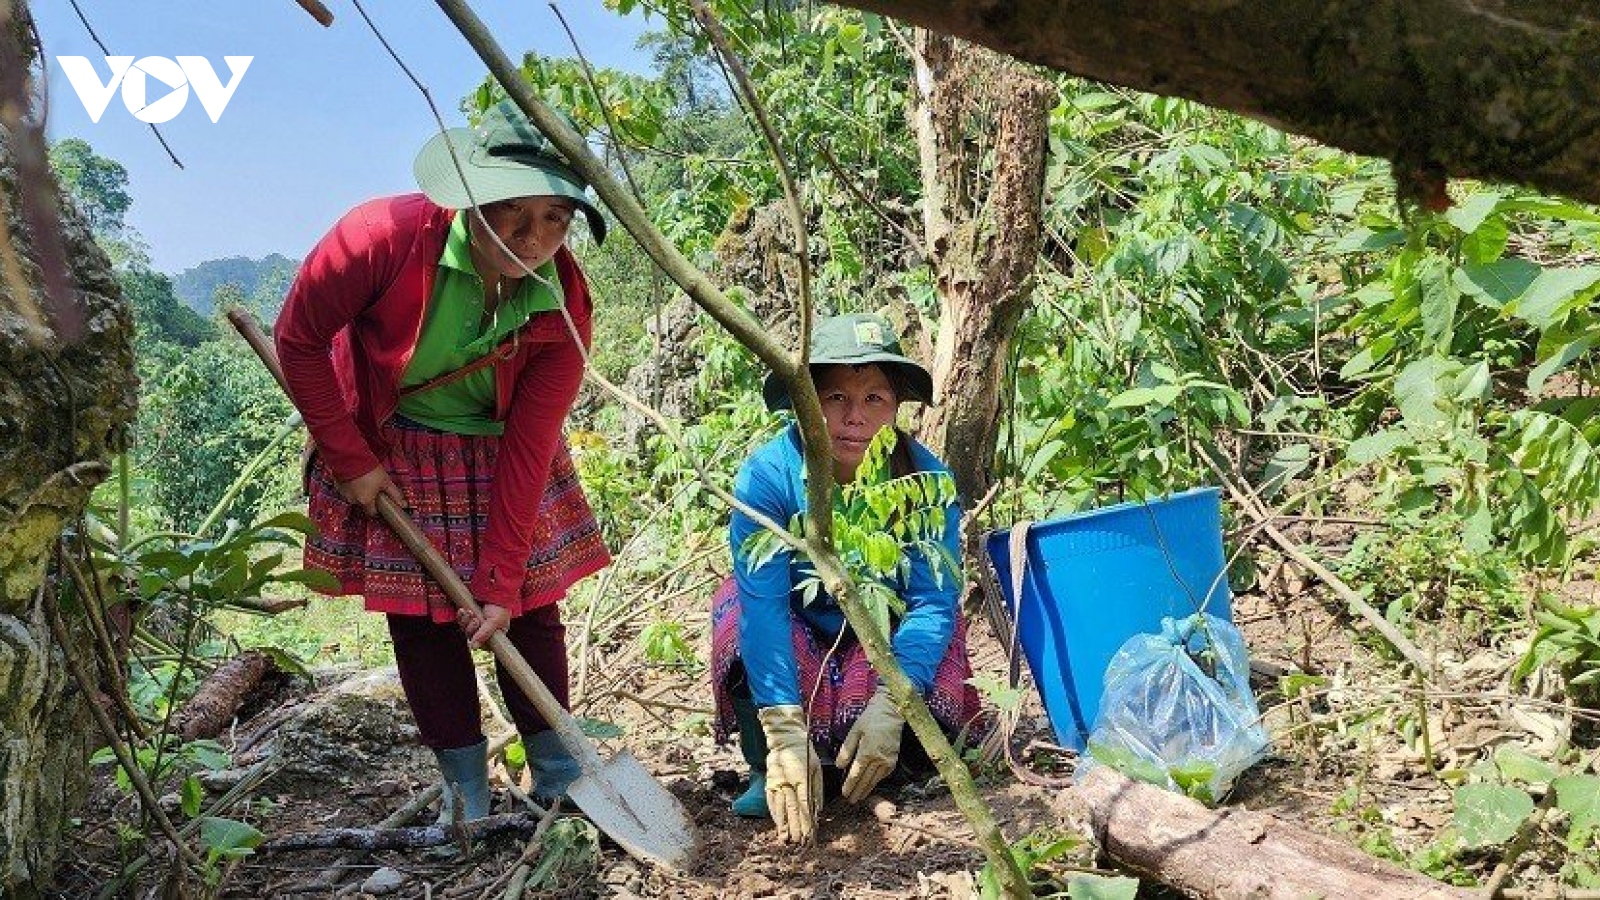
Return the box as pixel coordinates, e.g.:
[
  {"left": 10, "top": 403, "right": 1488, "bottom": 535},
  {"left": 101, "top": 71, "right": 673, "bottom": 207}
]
[{"left": 224, "top": 309, "right": 593, "bottom": 756}]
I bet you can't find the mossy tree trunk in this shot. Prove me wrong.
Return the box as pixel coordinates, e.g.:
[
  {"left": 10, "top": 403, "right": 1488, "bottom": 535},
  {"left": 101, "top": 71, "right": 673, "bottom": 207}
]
[
  {"left": 0, "top": 4, "right": 138, "bottom": 894},
  {"left": 835, "top": 0, "right": 1600, "bottom": 205}
]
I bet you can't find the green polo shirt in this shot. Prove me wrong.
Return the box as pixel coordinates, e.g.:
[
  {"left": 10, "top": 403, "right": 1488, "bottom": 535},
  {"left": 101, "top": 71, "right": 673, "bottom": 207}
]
[{"left": 396, "top": 211, "right": 563, "bottom": 435}]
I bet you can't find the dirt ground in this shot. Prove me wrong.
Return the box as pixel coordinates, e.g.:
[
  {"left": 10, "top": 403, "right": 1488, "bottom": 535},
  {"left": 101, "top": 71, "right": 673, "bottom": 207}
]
[{"left": 50, "top": 548, "right": 1584, "bottom": 898}]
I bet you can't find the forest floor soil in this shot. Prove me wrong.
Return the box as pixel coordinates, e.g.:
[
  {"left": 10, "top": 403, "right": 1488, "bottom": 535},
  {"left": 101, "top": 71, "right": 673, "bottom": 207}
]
[{"left": 53, "top": 544, "right": 1586, "bottom": 898}]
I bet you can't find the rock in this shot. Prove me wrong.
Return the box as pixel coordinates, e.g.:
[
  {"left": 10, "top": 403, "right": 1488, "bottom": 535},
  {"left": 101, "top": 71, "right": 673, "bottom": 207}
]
[
  {"left": 360, "top": 866, "right": 406, "bottom": 895},
  {"left": 269, "top": 668, "right": 432, "bottom": 793}
]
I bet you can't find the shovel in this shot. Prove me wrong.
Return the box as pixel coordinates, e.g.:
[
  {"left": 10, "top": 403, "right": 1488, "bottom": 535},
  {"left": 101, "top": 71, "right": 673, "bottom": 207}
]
[{"left": 227, "top": 309, "right": 697, "bottom": 871}]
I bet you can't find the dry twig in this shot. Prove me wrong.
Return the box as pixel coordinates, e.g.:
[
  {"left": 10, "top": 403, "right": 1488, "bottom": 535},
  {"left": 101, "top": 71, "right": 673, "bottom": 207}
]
[
  {"left": 42, "top": 587, "right": 207, "bottom": 872},
  {"left": 1202, "top": 448, "right": 1434, "bottom": 674},
  {"left": 291, "top": 0, "right": 334, "bottom": 26},
  {"left": 260, "top": 812, "right": 539, "bottom": 852}
]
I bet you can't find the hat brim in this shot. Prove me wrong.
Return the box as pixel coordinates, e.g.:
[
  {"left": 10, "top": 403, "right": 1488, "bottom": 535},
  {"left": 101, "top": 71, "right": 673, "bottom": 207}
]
[
  {"left": 763, "top": 355, "right": 935, "bottom": 411},
  {"left": 414, "top": 128, "right": 607, "bottom": 245}
]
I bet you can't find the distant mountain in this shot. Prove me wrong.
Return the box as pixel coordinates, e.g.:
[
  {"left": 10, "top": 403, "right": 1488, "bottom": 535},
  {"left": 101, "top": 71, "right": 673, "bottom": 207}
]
[{"left": 171, "top": 253, "right": 298, "bottom": 317}]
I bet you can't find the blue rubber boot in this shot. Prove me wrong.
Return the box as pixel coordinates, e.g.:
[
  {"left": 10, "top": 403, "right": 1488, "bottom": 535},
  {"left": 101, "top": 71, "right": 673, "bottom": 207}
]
[
  {"left": 526, "top": 729, "right": 582, "bottom": 806},
  {"left": 433, "top": 738, "right": 491, "bottom": 823},
  {"left": 731, "top": 694, "right": 769, "bottom": 818}
]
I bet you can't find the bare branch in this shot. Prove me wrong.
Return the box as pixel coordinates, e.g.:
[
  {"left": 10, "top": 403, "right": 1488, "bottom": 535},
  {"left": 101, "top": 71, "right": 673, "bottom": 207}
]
[
  {"left": 291, "top": 0, "right": 334, "bottom": 27},
  {"left": 547, "top": 3, "right": 647, "bottom": 207},
  {"left": 814, "top": 138, "right": 926, "bottom": 255},
  {"left": 687, "top": 0, "right": 837, "bottom": 544}
]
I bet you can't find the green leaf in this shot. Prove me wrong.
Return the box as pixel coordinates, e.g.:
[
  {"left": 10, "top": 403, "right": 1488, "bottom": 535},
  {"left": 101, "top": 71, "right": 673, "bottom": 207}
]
[
  {"left": 1417, "top": 256, "right": 1459, "bottom": 351},
  {"left": 1107, "top": 384, "right": 1182, "bottom": 410},
  {"left": 1553, "top": 775, "right": 1600, "bottom": 840},
  {"left": 1259, "top": 443, "right": 1310, "bottom": 498},
  {"left": 1340, "top": 333, "right": 1397, "bottom": 380},
  {"left": 1528, "top": 334, "right": 1597, "bottom": 396},
  {"left": 1508, "top": 266, "right": 1600, "bottom": 329},
  {"left": 742, "top": 530, "right": 787, "bottom": 574},
  {"left": 835, "top": 21, "right": 865, "bottom": 61},
  {"left": 275, "top": 568, "right": 341, "bottom": 591},
  {"left": 1498, "top": 196, "right": 1600, "bottom": 223},
  {"left": 1445, "top": 188, "right": 1502, "bottom": 235},
  {"left": 1333, "top": 226, "right": 1406, "bottom": 254},
  {"left": 1453, "top": 360, "right": 1491, "bottom": 404},
  {"left": 184, "top": 740, "right": 231, "bottom": 772},
  {"left": 1339, "top": 346, "right": 1380, "bottom": 380},
  {"left": 1453, "top": 258, "right": 1540, "bottom": 308},
  {"left": 181, "top": 775, "right": 204, "bottom": 818},
  {"left": 251, "top": 644, "right": 313, "bottom": 679},
  {"left": 1492, "top": 747, "right": 1558, "bottom": 784},
  {"left": 1461, "top": 215, "right": 1509, "bottom": 265},
  {"left": 1067, "top": 874, "right": 1140, "bottom": 900},
  {"left": 1395, "top": 357, "right": 1465, "bottom": 428},
  {"left": 198, "top": 816, "right": 264, "bottom": 859},
  {"left": 576, "top": 717, "right": 625, "bottom": 739},
  {"left": 1454, "top": 783, "right": 1534, "bottom": 847},
  {"left": 251, "top": 510, "right": 319, "bottom": 536}
]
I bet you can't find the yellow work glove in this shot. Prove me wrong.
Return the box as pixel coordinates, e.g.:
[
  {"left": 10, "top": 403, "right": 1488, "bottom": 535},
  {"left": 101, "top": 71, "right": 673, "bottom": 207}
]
[
  {"left": 836, "top": 688, "right": 904, "bottom": 803},
  {"left": 758, "top": 705, "right": 823, "bottom": 843}
]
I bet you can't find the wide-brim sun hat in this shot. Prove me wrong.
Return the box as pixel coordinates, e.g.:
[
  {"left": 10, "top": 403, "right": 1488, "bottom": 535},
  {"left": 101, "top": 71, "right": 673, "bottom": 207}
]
[
  {"left": 414, "top": 98, "right": 607, "bottom": 245},
  {"left": 763, "top": 312, "right": 935, "bottom": 411}
]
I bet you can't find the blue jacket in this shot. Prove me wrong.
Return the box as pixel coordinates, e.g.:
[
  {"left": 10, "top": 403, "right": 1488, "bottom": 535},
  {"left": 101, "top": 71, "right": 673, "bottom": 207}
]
[{"left": 729, "top": 422, "right": 962, "bottom": 708}]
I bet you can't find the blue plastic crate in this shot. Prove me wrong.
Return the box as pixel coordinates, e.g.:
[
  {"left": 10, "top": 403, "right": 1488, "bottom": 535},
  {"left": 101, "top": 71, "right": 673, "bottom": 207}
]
[{"left": 984, "top": 486, "right": 1232, "bottom": 750}]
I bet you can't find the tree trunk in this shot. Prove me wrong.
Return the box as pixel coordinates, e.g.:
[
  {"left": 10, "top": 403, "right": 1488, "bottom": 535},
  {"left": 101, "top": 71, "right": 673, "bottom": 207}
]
[
  {"left": 0, "top": 6, "right": 138, "bottom": 894},
  {"left": 835, "top": 0, "right": 1600, "bottom": 207},
  {"left": 910, "top": 32, "right": 1054, "bottom": 505},
  {"left": 1067, "top": 766, "right": 1472, "bottom": 900}
]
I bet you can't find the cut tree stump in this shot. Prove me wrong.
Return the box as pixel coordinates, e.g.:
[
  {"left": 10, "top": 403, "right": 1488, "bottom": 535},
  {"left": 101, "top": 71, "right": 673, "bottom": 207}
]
[
  {"left": 1066, "top": 766, "right": 1472, "bottom": 900},
  {"left": 175, "top": 649, "right": 285, "bottom": 741}
]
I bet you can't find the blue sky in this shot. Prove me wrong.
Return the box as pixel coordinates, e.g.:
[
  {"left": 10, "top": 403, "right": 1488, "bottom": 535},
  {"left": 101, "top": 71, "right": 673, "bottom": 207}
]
[{"left": 33, "top": 1, "right": 657, "bottom": 273}]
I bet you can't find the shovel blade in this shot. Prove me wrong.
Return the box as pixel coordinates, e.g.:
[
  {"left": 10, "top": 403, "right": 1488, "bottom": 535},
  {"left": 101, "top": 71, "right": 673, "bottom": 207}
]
[{"left": 566, "top": 749, "right": 697, "bottom": 871}]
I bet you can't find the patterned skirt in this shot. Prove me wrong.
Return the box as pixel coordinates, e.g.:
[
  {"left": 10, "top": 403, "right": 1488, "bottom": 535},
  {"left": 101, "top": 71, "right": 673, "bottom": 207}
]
[
  {"left": 710, "top": 576, "right": 986, "bottom": 760},
  {"left": 304, "top": 417, "right": 610, "bottom": 623}
]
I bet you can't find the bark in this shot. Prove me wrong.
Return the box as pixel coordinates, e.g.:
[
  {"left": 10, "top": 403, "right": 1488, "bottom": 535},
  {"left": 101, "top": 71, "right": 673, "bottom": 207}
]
[
  {"left": 174, "top": 649, "right": 285, "bottom": 742},
  {"left": 1067, "top": 766, "right": 1472, "bottom": 899},
  {"left": 910, "top": 34, "right": 1054, "bottom": 505},
  {"left": 834, "top": 0, "right": 1600, "bottom": 206},
  {"left": 0, "top": 5, "right": 137, "bottom": 892}
]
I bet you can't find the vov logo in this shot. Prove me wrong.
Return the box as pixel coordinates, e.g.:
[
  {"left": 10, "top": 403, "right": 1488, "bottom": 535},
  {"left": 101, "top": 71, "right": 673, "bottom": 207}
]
[{"left": 57, "top": 56, "right": 253, "bottom": 124}]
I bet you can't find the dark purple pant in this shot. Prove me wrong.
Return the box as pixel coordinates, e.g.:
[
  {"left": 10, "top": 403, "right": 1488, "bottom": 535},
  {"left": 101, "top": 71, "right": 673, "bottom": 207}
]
[{"left": 386, "top": 604, "right": 568, "bottom": 750}]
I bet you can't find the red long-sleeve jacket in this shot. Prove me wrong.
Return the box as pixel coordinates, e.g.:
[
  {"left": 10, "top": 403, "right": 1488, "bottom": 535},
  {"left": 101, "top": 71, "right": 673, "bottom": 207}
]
[{"left": 274, "top": 193, "right": 592, "bottom": 606}]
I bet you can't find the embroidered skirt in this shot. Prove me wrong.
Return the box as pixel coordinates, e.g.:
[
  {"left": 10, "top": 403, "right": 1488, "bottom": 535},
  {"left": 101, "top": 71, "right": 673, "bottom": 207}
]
[
  {"left": 304, "top": 417, "right": 610, "bottom": 623},
  {"left": 709, "top": 576, "right": 986, "bottom": 759}
]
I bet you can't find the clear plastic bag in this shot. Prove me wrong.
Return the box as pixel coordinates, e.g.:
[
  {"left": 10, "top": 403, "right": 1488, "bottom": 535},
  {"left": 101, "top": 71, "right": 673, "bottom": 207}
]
[{"left": 1079, "top": 612, "right": 1269, "bottom": 803}]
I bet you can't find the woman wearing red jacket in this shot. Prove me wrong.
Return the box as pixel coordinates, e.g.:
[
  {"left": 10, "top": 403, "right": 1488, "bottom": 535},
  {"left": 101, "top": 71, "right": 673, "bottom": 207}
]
[{"left": 275, "top": 99, "right": 609, "bottom": 820}]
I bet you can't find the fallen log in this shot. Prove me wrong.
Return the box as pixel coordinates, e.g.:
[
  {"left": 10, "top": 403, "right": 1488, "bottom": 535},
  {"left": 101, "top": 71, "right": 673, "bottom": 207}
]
[
  {"left": 259, "top": 812, "right": 539, "bottom": 852},
  {"left": 1066, "top": 766, "right": 1472, "bottom": 900},
  {"left": 174, "top": 649, "right": 285, "bottom": 741}
]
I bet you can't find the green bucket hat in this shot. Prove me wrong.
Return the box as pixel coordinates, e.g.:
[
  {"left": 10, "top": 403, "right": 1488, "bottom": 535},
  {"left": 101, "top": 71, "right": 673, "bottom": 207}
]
[
  {"left": 763, "top": 313, "right": 935, "bottom": 411},
  {"left": 413, "top": 99, "right": 607, "bottom": 244}
]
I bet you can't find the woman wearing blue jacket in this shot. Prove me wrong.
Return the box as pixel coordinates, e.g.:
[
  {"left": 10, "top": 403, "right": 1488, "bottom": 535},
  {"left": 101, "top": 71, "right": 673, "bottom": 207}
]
[{"left": 709, "top": 313, "right": 984, "bottom": 844}]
